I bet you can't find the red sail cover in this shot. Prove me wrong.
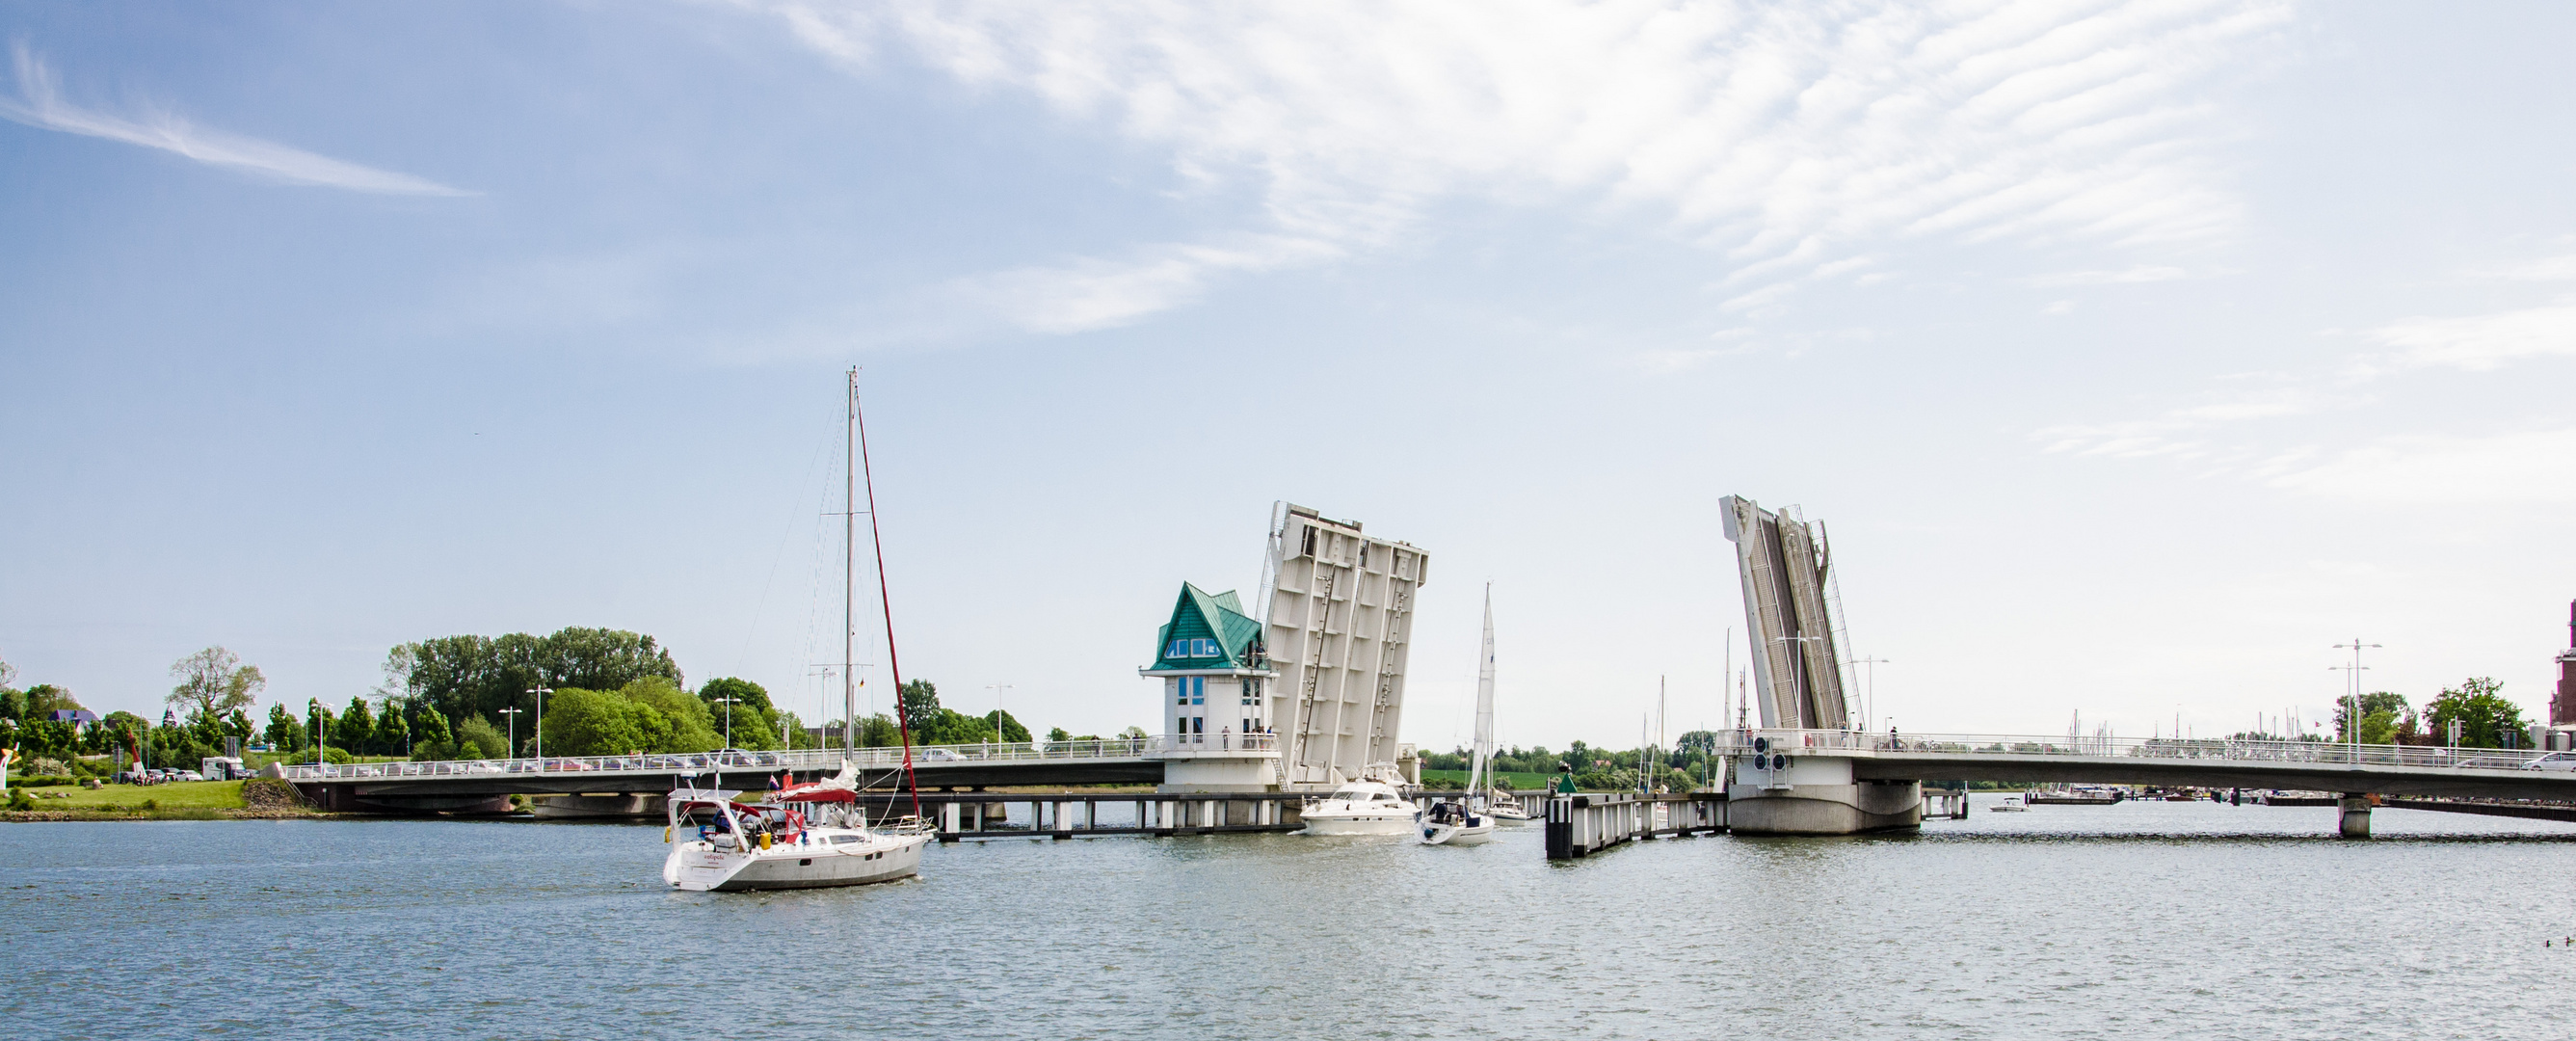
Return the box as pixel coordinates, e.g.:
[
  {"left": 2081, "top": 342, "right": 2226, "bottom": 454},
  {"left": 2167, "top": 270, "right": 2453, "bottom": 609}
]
[{"left": 771, "top": 783, "right": 857, "bottom": 803}]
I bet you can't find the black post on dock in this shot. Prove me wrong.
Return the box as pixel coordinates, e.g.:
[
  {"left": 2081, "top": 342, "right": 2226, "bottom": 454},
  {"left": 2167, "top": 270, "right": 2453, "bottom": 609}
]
[{"left": 1544, "top": 794, "right": 1573, "bottom": 859}]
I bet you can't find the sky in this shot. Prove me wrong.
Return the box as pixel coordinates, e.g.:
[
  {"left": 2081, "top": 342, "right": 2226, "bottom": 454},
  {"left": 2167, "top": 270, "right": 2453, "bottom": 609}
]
[{"left": 4, "top": 1, "right": 2573, "bottom": 751}]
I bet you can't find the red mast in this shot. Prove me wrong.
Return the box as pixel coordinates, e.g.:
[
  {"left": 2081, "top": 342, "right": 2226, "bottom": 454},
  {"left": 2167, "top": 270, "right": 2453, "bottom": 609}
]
[{"left": 852, "top": 373, "right": 924, "bottom": 822}]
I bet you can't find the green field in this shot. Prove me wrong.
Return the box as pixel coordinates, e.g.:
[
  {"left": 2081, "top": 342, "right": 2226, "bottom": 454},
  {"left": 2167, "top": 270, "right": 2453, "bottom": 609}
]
[
  {"left": 14, "top": 780, "right": 249, "bottom": 812},
  {"left": 1418, "top": 769, "right": 1556, "bottom": 790}
]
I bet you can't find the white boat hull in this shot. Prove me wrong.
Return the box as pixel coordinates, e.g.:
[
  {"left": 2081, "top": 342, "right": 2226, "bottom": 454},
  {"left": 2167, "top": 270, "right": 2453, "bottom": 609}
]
[
  {"left": 1421, "top": 819, "right": 1495, "bottom": 845},
  {"left": 664, "top": 831, "right": 928, "bottom": 892},
  {"left": 1301, "top": 813, "right": 1418, "bottom": 836}
]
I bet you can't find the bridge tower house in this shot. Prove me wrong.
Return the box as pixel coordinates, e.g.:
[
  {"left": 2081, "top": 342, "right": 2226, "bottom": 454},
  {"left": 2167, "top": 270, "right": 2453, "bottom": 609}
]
[
  {"left": 1721, "top": 495, "right": 1923, "bottom": 835},
  {"left": 1140, "top": 583, "right": 1282, "bottom": 792}
]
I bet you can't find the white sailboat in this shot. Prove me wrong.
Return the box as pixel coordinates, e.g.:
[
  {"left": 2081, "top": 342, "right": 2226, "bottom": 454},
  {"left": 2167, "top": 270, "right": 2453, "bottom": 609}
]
[
  {"left": 1422, "top": 585, "right": 1499, "bottom": 846},
  {"left": 662, "top": 369, "right": 932, "bottom": 890},
  {"left": 663, "top": 763, "right": 929, "bottom": 891}
]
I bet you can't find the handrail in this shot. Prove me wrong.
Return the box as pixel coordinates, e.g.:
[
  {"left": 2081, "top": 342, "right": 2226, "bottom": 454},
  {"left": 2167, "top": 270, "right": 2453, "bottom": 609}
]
[
  {"left": 1713, "top": 729, "right": 2554, "bottom": 770},
  {"left": 273, "top": 734, "right": 1279, "bottom": 782}
]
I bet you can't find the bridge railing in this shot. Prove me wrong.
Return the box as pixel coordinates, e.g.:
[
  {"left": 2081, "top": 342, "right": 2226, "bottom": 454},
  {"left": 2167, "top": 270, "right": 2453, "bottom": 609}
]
[
  {"left": 272, "top": 734, "right": 1277, "bottom": 782},
  {"left": 1713, "top": 730, "right": 2553, "bottom": 770}
]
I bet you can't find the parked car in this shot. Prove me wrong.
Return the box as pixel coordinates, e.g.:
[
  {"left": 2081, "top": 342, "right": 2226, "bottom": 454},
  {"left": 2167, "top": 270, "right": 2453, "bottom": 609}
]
[
  {"left": 920, "top": 748, "right": 964, "bottom": 761},
  {"left": 2521, "top": 751, "right": 2576, "bottom": 772}
]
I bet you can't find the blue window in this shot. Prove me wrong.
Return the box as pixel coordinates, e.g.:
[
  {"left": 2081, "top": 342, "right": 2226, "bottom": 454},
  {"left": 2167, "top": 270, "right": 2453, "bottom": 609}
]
[
  {"left": 1166, "top": 639, "right": 1187, "bottom": 658},
  {"left": 1171, "top": 678, "right": 1184, "bottom": 705},
  {"left": 1198, "top": 639, "right": 1219, "bottom": 657},
  {"left": 1189, "top": 677, "right": 1205, "bottom": 705}
]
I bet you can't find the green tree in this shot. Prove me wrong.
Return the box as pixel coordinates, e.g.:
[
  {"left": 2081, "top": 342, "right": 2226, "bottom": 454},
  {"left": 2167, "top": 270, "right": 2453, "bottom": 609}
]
[
  {"left": 897, "top": 680, "right": 941, "bottom": 734},
  {"left": 2424, "top": 678, "right": 2527, "bottom": 748},
  {"left": 338, "top": 697, "right": 377, "bottom": 755},
  {"left": 377, "top": 704, "right": 410, "bottom": 757},
  {"left": 412, "top": 707, "right": 452, "bottom": 760},
  {"left": 265, "top": 704, "right": 308, "bottom": 751},
  {"left": 167, "top": 647, "right": 266, "bottom": 725},
  {"left": 389, "top": 627, "right": 684, "bottom": 732},
  {"left": 23, "top": 684, "right": 82, "bottom": 718},
  {"left": 2333, "top": 691, "right": 2411, "bottom": 745},
  {"left": 985, "top": 709, "right": 1030, "bottom": 744},
  {"left": 1116, "top": 725, "right": 1149, "bottom": 740},
  {"left": 858, "top": 712, "right": 903, "bottom": 748},
  {"left": 1047, "top": 726, "right": 1073, "bottom": 746},
  {"left": 621, "top": 679, "right": 721, "bottom": 753},
  {"left": 699, "top": 679, "right": 779, "bottom": 750},
  {"left": 538, "top": 687, "right": 668, "bottom": 757}
]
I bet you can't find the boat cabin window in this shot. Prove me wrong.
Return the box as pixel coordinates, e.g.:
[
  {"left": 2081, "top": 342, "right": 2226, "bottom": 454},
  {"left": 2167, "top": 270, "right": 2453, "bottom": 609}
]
[{"left": 829, "top": 834, "right": 865, "bottom": 844}]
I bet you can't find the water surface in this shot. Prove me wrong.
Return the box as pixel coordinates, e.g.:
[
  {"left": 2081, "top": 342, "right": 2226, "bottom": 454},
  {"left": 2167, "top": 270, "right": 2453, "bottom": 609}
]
[{"left": 6, "top": 797, "right": 2573, "bottom": 1039}]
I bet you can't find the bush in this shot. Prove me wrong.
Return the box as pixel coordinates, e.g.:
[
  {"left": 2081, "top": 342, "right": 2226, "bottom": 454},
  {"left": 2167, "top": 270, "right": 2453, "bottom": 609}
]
[
  {"left": 5, "top": 789, "right": 33, "bottom": 812},
  {"left": 453, "top": 714, "right": 509, "bottom": 760}
]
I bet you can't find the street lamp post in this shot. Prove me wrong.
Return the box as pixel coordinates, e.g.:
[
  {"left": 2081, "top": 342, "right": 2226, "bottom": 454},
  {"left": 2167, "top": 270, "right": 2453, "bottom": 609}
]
[
  {"left": 714, "top": 696, "right": 741, "bottom": 749},
  {"left": 2332, "top": 638, "right": 2380, "bottom": 762},
  {"left": 528, "top": 686, "right": 553, "bottom": 765},
  {"left": 987, "top": 682, "right": 1014, "bottom": 749},
  {"left": 496, "top": 707, "right": 522, "bottom": 761}
]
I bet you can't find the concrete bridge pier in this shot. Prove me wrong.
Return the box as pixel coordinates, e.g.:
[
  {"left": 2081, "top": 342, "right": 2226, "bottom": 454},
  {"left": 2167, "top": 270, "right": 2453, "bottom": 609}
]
[
  {"left": 2339, "top": 794, "right": 2372, "bottom": 839},
  {"left": 1728, "top": 753, "right": 1922, "bottom": 835}
]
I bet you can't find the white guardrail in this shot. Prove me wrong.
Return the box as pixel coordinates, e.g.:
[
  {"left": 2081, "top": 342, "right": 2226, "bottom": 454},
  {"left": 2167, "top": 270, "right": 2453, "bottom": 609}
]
[
  {"left": 1715, "top": 730, "right": 2554, "bottom": 771},
  {"left": 274, "top": 734, "right": 1279, "bottom": 782}
]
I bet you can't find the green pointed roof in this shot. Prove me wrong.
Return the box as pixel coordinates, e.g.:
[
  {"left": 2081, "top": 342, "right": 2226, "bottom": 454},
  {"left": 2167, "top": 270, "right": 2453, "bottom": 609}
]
[{"left": 1148, "top": 582, "right": 1264, "bottom": 672}]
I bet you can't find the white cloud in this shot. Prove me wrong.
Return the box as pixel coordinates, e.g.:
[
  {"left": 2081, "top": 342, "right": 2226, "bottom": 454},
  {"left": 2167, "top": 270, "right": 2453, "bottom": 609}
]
[
  {"left": 2362, "top": 303, "right": 2576, "bottom": 373},
  {"left": 2037, "top": 381, "right": 2344, "bottom": 458},
  {"left": 753, "top": 0, "right": 2290, "bottom": 329},
  {"left": 2265, "top": 428, "right": 2576, "bottom": 503},
  {"left": 0, "top": 44, "right": 469, "bottom": 196},
  {"left": 2025, "top": 264, "right": 2191, "bottom": 285},
  {"left": 962, "top": 235, "right": 1341, "bottom": 334}
]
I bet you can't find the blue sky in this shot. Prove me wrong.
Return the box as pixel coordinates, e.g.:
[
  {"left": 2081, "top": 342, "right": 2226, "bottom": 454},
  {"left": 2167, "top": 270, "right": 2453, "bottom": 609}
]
[{"left": 4, "top": 1, "right": 2573, "bottom": 749}]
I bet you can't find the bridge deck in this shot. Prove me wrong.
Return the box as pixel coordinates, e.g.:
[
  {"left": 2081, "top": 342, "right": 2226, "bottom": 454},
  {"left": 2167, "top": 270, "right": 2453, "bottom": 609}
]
[{"left": 1732, "top": 731, "right": 2576, "bottom": 801}]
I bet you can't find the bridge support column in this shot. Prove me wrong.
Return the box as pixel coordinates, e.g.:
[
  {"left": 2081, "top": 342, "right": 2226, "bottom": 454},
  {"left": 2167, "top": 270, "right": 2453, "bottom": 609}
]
[
  {"left": 1727, "top": 754, "right": 1921, "bottom": 836},
  {"left": 2339, "top": 794, "right": 2372, "bottom": 839}
]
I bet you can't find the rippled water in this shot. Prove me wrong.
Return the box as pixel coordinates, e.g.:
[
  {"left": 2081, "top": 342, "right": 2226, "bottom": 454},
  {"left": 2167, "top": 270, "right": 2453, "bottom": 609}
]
[{"left": 8, "top": 797, "right": 2576, "bottom": 1039}]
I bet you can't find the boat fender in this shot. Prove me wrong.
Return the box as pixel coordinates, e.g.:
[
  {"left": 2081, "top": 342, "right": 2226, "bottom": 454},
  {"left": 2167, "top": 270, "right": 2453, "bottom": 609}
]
[{"left": 663, "top": 825, "right": 673, "bottom": 843}]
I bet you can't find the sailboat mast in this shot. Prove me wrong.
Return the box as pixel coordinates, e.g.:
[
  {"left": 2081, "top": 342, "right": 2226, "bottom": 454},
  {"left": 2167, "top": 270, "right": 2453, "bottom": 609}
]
[
  {"left": 844, "top": 369, "right": 856, "bottom": 758},
  {"left": 852, "top": 373, "right": 924, "bottom": 820},
  {"left": 1471, "top": 583, "right": 1495, "bottom": 800}
]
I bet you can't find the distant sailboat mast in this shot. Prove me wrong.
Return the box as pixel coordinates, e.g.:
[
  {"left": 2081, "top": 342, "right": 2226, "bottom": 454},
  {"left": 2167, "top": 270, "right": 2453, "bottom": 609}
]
[{"left": 1471, "top": 583, "right": 1496, "bottom": 805}]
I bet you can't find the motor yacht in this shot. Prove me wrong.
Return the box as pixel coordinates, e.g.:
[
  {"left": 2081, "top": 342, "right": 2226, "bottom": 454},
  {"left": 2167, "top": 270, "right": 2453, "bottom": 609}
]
[{"left": 1299, "top": 777, "right": 1421, "bottom": 835}]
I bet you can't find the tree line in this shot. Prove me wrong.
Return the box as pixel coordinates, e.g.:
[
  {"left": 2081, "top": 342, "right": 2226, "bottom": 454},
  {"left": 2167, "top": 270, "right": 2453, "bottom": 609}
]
[{"left": 0, "top": 628, "right": 1129, "bottom": 772}]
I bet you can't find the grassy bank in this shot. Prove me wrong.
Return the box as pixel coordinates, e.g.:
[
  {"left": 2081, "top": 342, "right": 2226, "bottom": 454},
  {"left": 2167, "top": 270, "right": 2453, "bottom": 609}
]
[
  {"left": 1418, "top": 769, "right": 1557, "bottom": 790},
  {"left": 3, "top": 779, "right": 337, "bottom": 821}
]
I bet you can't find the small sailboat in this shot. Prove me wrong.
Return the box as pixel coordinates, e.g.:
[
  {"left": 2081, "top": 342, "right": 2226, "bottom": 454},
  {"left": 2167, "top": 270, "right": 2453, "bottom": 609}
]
[{"left": 1423, "top": 585, "right": 1500, "bottom": 846}]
